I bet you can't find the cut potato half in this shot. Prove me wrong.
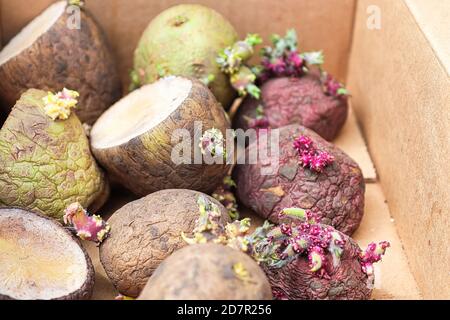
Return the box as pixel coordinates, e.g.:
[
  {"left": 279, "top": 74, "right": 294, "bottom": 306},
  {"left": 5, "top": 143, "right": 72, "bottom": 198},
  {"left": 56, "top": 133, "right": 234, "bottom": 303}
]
[
  {"left": 0, "top": 1, "right": 121, "bottom": 124},
  {"left": 90, "top": 77, "right": 231, "bottom": 196},
  {"left": 0, "top": 208, "right": 94, "bottom": 300},
  {"left": 91, "top": 76, "right": 192, "bottom": 149},
  {"left": 0, "top": 1, "right": 66, "bottom": 65}
]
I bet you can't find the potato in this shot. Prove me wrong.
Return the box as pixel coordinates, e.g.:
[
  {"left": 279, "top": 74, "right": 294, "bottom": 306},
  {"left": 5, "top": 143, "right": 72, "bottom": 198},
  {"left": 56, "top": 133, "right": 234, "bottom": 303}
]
[
  {"left": 99, "top": 189, "right": 230, "bottom": 297},
  {"left": 0, "top": 1, "right": 121, "bottom": 124},
  {"left": 262, "top": 225, "right": 372, "bottom": 300},
  {"left": 91, "top": 76, "right": 231, "bottom": 197},
  {"left": 234, "top": 74, "right": 348, "bottom": 141},
  {"left": 133, "top": 4, "right": 238, "bottom": 108},
  {"left": 138, "top": 244, "right": 273, "bottom": 300},
  {"left": 249, "top": 219, "right": 389, "bottom": 300},
  {"left": 234, "top": 124, "right": 365, "bottom": 235},
  {"left": 0, "top": 89, "right": 108, "bottom": 220}
]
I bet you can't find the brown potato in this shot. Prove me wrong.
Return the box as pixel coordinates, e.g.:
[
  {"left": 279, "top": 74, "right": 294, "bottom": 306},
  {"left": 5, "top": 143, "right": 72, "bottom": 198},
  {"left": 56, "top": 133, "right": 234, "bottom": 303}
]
[
  {"left": 0, "top": 1, "right": 121, "bottom": 124},
  {"left": 90, "top": 76, "right": 231, "bottom": 197},
  {"left": 99, "top": 189, "right": 231, "bottom": 298},
  {"left": 0, "top": 207, "right": 94, "bottom": 300},
  {"left": 138, "top": 244, "right": 273, "bottom": 300}
]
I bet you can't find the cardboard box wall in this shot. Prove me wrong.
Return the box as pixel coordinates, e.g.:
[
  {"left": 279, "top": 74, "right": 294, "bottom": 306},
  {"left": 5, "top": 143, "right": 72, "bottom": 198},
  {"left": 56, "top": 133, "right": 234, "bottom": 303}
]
[
  {"left": 0, "top": 0, "right": 448, "bottom": 299},
  {"left": 348, "top": 0, "right": 450, "bottom": 299}
]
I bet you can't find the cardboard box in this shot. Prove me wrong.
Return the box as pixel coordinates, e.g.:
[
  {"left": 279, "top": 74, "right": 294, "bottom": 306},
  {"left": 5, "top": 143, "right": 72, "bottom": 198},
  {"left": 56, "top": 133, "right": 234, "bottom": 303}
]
[
  {"left": 0, "top": 0, "right": 448, "bottom": 299},
  {"left": 348, "top": 0, "right": 450, "bottom": 299}
]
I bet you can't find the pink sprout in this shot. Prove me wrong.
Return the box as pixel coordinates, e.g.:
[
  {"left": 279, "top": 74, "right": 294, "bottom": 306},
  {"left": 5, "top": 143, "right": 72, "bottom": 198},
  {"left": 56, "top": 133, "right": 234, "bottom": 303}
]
[
  {"left": 248, "top": 117, "right": 270, "bottom": 130},
  {"left": 290, "top": 238, "right": 304, "bottom": 254},
  {"left": 293, "top": 135, "right": 335, "bottom": 172},
  {"left": 306, "top": 210, "right": 321, "bottom": 224},
  {"left": 263, "top": 58, "right": 286, "bottom": 74},
  {"left": 250, "top": 208, "right": 348, "bottom": 275},
  {"left": 272, "top": 58, "right": 287, "bottom": 74},
  {"left": 359, "top": 241, "right": 390, "bottom": 276},
  {"left": 252, "top": 209, "right": 390, "bottom": 280},
  {"left": 261, "top": 54, "right": 304, "bottom": 79},
  {"left": 280, "top": 224, "right": 292, "bottom": 236},
  {"left": 63, "top": 202, "right": 110, "bottom": 244},
  {"left": 272, "top": 215, "right": 346, "bottom": 275},
  {"left": 323, "top": 73, "right": 348, "bottom": 98},
  {"left": 287, "top": 52, "right": 303, "bottom": 68},
  {"left": 294, "top": 135, "right": 313, "bottom": 149}
]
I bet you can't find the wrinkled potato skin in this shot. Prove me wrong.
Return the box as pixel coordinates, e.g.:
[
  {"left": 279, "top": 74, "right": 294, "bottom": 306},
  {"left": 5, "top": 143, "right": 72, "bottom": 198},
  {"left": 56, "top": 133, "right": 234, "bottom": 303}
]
[
  {"left": 264, "top": 226, "right": 372, "bottom": 300},
  {"left": 0, "top": 208, "right": 95, "bottom": 300},
  {"left": 133, "top": 4, "right": 238, "bottom": 109},
  {"left": 234, "top": 75, "right": 348, "bottom": 141},
  {"left": 0, "top": 89, "right": 107, "bottom": 220},
  {"left": 92, "top": 79, "right": 231, "bottom": 197},
  {"left": 234, "top": 124, "right": 364, "bottom": 235},
  {"left": 138, "top": 244, "right": 273, "bottom": 300},
  {"left": 100, "top": 190, "right": 231, "bottom": 298},
  {"left": 0, "top": 5, "right": 121, "bottom": 124}
]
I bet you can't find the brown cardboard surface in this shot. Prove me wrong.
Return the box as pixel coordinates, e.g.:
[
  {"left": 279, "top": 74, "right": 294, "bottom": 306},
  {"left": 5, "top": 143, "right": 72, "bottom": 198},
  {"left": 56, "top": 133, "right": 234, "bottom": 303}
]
[
  {"left": 405, "top": 0, "right": 450, "bottom": 76},
  {"left": 353, "top": 184, "right": 421, "bottom": 300},
  {"left": 1, "top": 0, "right": 356, "bottom": 85},
  {"left": 348, "top": 0, "right": 450, "bottom": 299},
  {"left": 84, "top": 183, "right": 421, "bottom": 300},
  {"left": 0, "top": 0, "right": 54, "bottom": 42},
  {"left": 333, "top": 106, "right": 377, "bottom": 181}
]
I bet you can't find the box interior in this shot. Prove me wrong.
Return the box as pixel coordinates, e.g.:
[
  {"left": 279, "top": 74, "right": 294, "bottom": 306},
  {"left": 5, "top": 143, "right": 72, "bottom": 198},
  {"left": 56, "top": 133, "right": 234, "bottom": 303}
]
[{"left": 2, "top": 0, "right": 448, "bottom": 299}]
